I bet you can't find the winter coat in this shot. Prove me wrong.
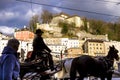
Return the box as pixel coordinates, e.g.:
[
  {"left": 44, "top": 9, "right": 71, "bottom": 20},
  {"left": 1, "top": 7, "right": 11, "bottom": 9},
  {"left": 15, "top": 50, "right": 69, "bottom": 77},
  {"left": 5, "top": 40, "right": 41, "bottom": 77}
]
[
  {"left": 30, "top": 36, "right": 51, "bottom": 61},
  {"left": 0, "top": 46, "right": 20, "bottom": 80},
  {"left": 32, "top": 36, "right": 51, "bottom": 52}
]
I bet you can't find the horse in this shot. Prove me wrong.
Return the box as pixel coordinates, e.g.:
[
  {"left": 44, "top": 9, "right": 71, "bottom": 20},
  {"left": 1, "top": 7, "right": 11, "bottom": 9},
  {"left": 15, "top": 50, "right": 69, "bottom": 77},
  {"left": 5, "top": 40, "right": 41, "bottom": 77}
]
[
  {"left": 54, "top": 45, "right": 119, "bottom": 80},
  {"left": 70, "top": 45, "right": 119, "bottom": 80}
]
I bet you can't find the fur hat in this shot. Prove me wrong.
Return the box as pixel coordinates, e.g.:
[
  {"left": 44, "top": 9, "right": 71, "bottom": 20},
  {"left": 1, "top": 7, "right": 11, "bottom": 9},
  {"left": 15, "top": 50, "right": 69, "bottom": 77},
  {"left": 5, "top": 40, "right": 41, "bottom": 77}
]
[{"left": 35, "top": 29, "right": 44, "bottom": 34}]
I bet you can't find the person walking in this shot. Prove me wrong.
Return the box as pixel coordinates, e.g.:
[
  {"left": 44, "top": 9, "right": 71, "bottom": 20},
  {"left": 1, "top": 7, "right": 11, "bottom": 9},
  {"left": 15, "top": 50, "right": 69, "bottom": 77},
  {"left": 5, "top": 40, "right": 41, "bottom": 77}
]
[
  {"left": 0, "top": 38, "right": 20, "bottom": 80},
  {"left": 20, "top": 48, "right": 25, "bottom": 62}
]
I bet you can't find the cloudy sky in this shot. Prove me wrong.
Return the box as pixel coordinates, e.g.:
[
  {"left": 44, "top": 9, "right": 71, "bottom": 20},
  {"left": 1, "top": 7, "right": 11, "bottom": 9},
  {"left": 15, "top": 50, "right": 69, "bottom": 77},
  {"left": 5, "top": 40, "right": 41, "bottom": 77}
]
[{"left": 0, "top": 0, "right": 120, "bottom": 35}]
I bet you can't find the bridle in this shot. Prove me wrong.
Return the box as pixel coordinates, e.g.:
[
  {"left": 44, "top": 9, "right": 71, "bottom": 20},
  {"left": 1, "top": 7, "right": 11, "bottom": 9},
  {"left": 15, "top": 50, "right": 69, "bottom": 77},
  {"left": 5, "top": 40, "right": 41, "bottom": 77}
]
[
  {"left": 102, "top": 46, "right": 119, "bottom": 72},
  {"left": 99, "top": 57, "right": 114, "bottom": 73}
]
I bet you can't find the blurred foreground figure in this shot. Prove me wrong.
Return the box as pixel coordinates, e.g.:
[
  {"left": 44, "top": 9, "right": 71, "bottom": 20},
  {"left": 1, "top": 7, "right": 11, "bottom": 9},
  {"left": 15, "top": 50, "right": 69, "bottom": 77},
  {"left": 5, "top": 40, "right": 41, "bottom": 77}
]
[{"left": 0, "top": 38, "right": 20, "bottom": 80}]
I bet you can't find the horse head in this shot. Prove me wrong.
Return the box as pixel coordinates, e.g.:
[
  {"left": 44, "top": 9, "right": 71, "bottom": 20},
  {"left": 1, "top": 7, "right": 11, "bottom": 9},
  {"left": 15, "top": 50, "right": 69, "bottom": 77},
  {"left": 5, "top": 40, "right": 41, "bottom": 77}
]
[{"left": 107, "top": 45, "right": 119, "bottom": 61}]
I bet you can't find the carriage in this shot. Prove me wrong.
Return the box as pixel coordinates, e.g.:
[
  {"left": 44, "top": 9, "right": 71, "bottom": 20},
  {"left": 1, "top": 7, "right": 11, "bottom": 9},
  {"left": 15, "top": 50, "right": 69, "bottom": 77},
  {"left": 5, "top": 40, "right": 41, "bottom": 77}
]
[
  {"left": 20, "top": 45, "right": 120, "bottom": 80},
  {"left": 20, "top": 51, "right": 62, "bottom": 80}
]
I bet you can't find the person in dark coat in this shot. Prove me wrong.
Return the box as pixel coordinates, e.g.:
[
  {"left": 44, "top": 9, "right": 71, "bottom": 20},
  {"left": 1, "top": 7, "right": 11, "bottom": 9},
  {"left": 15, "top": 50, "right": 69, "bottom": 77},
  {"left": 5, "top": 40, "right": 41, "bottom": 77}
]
[
  {"left": 31, "top": 29, "right": 55, "bottom": 71},
  {"left": 0, "top": 38, "right": 20, "bottom": 80},
  {"left": 20, "top": 48, "right": 25, "bottom": 62}
]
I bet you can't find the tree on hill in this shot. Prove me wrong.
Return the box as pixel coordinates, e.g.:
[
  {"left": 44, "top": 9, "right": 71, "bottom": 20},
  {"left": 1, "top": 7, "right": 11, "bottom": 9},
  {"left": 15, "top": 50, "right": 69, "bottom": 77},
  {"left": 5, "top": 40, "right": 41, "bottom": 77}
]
[
  {"left": 59, "top": 21, "right": 76, "bottom": 37},
  {"left": 28, "top": 11, "right": 120, "bottom": 41},
  {"left": 87, "top": 18, "right": 120, "bottom": 41},
  {"left": 40, "top": 10, "right": 53, "bottom": 23},
  {"left": 81, "top": 17, "right": 88, "bottom": 32},
  {"left": 28, "top": 10, "right": 53, "bottom": 33},
  {"left": 29, "top": 14, "right": 39, "bottom": 33}
]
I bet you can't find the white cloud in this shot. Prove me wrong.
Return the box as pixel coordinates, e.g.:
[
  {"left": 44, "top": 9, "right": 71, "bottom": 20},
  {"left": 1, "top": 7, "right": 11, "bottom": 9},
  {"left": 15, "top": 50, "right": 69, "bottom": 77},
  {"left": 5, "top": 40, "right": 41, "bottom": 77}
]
[
  {"left": 24, "top": 10, "right": 33, "bottom": 20},
  {"left": 105, "top": 0, "right": 116, "bottom": 9},
  {"left": 0, "top": 26, "right": 15, "bottom": 35},
  {"left": 24, "top": 7, "right": 43, "bottom": 20},
  {"left": 52, "top": 7, "right": 62, "bottom": 13},
  {"left": 105, "top": 0, "right": 120, "bottom": 15},
  {"left": 0, "top": 11, "right": 19, "bottom": 21}
]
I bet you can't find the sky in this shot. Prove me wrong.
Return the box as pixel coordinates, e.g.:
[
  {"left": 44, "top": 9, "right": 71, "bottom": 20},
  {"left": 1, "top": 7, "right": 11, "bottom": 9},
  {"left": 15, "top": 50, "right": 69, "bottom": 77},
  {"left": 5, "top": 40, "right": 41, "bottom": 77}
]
[{"left": 0, "top": 0, "right": 120, "bottom": 35}]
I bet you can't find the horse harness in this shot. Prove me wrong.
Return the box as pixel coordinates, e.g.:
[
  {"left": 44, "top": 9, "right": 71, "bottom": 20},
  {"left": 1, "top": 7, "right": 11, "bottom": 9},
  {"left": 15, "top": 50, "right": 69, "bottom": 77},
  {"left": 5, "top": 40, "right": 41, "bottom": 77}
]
[{"left": 98, "top": 57, "right": 114, "bottom": 73}]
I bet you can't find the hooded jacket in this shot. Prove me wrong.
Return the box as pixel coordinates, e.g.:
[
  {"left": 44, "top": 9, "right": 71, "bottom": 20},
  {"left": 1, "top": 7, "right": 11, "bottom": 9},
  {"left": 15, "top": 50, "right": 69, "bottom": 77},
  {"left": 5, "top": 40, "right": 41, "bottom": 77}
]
[{"left": 0, "top": 46, "right": 20, "bottom": 80}]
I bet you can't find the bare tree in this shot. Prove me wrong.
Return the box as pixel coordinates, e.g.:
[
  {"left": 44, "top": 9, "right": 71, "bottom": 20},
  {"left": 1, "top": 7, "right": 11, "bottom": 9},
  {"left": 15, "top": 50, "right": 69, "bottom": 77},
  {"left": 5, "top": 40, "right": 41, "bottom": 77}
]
[
  {"left": 29, "top": 14, "right": 39, "bottom": 33},
  {"left": 40, "top": 10, "right": 53, "bottom": 23}
]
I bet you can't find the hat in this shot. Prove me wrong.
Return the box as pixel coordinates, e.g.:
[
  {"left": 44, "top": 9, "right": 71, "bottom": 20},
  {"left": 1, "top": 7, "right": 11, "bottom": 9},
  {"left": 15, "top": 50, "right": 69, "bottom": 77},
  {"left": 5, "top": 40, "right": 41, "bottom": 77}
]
[{"left": 35, "top": 29, "right": 44, "bottom": 34}]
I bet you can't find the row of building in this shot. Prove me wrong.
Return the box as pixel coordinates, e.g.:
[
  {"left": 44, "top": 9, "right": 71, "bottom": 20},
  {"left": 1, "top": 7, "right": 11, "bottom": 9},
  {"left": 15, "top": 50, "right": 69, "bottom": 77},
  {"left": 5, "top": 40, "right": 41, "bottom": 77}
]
[{"left": 0, "top": 31, "right": 120, "bottom": 60}]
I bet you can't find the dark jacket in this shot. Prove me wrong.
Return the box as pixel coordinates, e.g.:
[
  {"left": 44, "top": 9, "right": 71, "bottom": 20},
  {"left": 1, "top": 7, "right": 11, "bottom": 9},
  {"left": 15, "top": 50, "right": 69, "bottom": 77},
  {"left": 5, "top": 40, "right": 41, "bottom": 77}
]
[
  {"left": 33, "top": 36, "right": 51, "bottom": 52},
  {"left": 0, "top": 46, "right": 20, "bottom": 80}
]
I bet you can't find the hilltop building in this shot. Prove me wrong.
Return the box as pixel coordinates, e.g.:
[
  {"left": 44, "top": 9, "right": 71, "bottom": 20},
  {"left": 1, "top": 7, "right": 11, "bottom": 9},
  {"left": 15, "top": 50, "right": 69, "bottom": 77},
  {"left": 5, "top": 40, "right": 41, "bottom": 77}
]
[
  {"left": 37, "top": 12, "right": 108, "bottom": 41},
  {"left": 37, "top": 13, "right": 84, "bottom": 38},
  {"left": 37, "top": 12, "right": 84, "bottom": 29},
  {"left": 50, "top": 13, "right": 84, "bottom": 28}
]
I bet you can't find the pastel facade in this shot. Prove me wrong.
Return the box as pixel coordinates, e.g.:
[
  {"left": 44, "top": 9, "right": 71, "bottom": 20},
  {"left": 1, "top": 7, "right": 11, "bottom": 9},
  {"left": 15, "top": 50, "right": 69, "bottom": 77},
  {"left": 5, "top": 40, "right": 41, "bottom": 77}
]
[
  {"left": 14, "top": 29, "right": 34, "bottom": 41},
  {"left": 67, "top": 48, "right": 83, "bottom": 58},
  {"left": 37, "top": 13, "right": 84, "bottom": 34},
  {"left": 66, "top": 15, "right": 84, "bottom": 27},
  {"left": 44, "top": 38, "right": 61, "bottom": 45},
  {"left": 0, "top": 31, "right": 120, "bottom": 59},
  {"left": 83, "top": 39, "right": 105, "bottom": 56}
]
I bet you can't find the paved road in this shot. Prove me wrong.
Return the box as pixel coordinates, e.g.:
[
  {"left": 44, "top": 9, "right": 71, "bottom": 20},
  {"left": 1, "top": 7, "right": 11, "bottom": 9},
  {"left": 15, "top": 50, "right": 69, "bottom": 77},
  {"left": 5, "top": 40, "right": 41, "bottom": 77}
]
[{"left": 84, "top": 78, "right": 120, "bottom": 80}]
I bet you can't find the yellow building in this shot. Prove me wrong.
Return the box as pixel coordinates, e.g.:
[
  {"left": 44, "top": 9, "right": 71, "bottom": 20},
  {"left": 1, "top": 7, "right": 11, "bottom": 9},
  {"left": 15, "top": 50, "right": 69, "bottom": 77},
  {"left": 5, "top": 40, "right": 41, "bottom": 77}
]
[
  {"left": 79, "top": 40, "right": 85, "bottom": 49},
  {"left": 44, "top": 38, "right": 61, "bottom": 45},
  {"left": 66, "top": 15, "right": 84, "bottom": 28},
  {"left": 67, "top": 48, "right": 83, "bottom": 58},
  {"left": 38, "top": 12, "right": 84, "bottom": 29},
  {"left": 51, "top": 13, "right": 84, "bottom": 28},
  {"left": 83, "top": 39, "right": 105, "bottom": 56}
]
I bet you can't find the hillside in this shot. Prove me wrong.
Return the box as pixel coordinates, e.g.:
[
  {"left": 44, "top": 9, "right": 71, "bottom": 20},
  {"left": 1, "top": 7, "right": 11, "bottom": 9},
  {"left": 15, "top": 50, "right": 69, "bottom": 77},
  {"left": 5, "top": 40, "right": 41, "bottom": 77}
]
[
  {"left": 43, "top": 18, "right": 120, "bottom": 41},
  {"left": 86, "top": 18, "right": 120, "bottom": 41},
  {"left": 29, "top": 11, "right": 120, "bottom": 41}
]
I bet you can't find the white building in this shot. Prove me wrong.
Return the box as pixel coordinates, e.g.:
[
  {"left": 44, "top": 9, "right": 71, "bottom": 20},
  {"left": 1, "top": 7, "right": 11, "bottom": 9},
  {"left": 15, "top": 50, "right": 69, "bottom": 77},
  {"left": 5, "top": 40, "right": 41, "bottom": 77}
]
[
  {"left": 1, "top": 37, "right": 120, "bottom": 61},
  {"left": 61, "top": 38, "right": 81, "bottom": 49},
  {"left": 61, "top": 38, "right": 69, "bottom": 46},
  {"left": 0, "top": 40, "right": 8, "bottom": 56},
  {"left": 67, "top": 39, "right": 80, "bottom": 48},
  {"left": 19, "top": 41, "right": 33, "bottom": 59},
  {"left": 0, "top": 39, "right": 33, "bottom": 58},
  {"left": 48, "top": 44, "right": 66, "bottom": 54}
]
